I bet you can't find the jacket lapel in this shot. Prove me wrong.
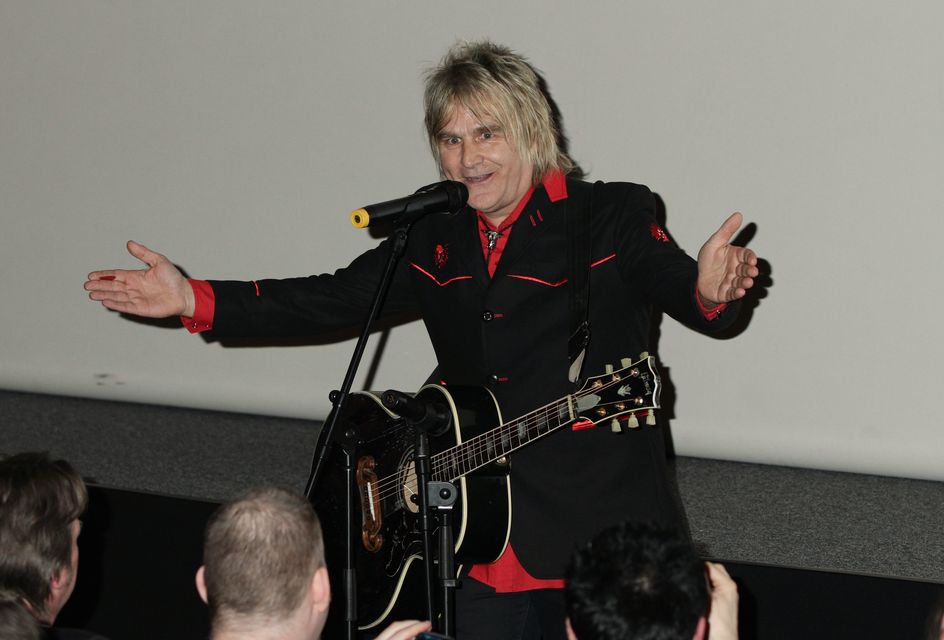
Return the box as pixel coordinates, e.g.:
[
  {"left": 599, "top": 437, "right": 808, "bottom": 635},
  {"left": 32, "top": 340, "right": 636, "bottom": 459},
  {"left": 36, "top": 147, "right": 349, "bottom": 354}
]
[{"left": 491, "top": 186, "right": 560, "bottom": 280}]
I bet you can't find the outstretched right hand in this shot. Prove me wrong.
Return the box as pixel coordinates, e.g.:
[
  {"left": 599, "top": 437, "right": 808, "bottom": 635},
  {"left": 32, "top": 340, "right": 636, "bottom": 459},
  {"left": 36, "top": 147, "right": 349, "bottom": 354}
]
[{"left": 85, "top": 241, "right": 195, "bottom": 318}]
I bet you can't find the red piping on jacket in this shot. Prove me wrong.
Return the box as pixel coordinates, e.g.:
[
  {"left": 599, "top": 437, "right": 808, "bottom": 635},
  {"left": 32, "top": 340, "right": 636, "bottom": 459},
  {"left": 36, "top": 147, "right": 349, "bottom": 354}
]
[
  {"left": 591, "top": 253, "right": 616, "bottom": 268},
  {"left": 505, "top": 253, "right": 617, "bottom": 287},
  {"left": 409, "top": 262, "right": 474, "bottom": 287},
  {"left": 507, "top": 274, "right": 568, "bottom": 287}
]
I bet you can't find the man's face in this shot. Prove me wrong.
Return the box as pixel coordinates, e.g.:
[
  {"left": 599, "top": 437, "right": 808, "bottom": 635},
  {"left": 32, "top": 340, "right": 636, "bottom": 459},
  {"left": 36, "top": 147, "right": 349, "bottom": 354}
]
[{"left": 437, "top": 105, "right": 533, "bottom": 225}]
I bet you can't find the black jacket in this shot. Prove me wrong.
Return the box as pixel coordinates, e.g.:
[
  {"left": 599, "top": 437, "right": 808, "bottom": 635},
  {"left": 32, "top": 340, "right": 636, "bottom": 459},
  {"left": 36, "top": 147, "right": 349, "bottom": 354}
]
[{"left": 208, "top": 178, "right": 737, "bottom": 576}]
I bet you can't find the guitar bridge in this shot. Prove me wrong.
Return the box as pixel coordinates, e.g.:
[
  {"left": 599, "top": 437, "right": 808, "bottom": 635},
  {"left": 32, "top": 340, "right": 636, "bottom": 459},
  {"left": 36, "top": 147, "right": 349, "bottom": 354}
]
[{"left": 356, "top": 455, "right": 384, "bottom": 552}]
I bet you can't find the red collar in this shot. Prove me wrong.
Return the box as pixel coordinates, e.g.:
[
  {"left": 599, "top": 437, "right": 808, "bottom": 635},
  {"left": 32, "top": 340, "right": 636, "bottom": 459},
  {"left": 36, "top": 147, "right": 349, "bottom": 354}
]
[{"left": 542, "top": 169, "right": 568, "bottom": 202}]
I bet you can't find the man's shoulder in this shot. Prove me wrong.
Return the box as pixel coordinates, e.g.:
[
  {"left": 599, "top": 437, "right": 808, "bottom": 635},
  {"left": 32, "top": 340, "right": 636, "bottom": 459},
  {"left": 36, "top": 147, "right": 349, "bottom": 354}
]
[
  {"left": 565, "top": 177, "right": 654, "bottom": 203},
  {"left": 564, "top": 179, "right": 657, "bottom": 221}
]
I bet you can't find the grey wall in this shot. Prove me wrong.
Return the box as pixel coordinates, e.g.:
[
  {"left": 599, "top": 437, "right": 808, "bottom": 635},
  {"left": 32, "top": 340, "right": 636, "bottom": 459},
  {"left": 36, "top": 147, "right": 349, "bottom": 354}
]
[{"left": 2, "top": 2, "right": 942, "bottom": 481}]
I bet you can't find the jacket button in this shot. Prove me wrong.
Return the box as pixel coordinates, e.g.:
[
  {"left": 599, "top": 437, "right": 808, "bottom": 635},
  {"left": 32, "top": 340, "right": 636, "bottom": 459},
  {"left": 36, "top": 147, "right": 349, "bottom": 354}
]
[
  {"left": 489, "top": 374, "right": 499, "bottom": 384},
  {"left": 482, "top": 310, "right": 495, "bottom": 322}
]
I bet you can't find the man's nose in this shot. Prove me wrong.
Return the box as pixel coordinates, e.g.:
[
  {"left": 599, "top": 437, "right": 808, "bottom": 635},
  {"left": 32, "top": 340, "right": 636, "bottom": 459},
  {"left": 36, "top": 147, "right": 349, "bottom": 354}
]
[{"left": 460, "top": 141, "right": 480, "bottom": 168}]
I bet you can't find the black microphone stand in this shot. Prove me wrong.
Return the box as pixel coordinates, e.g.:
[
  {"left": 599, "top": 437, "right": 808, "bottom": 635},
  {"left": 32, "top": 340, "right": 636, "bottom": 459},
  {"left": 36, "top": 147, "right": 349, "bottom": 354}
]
[
  {"left": 431, "top": 480, "right": 458, "bottom": 636},
  {"left": 381, "top": 391, "right": 458, "bottom": 636},
  {"left": 411, "top": 414, "right": 437, "bottom": 625},
  {"left": 303, "top": 200, "right": 431, "bottom": 640},
  {"left": 414, "top": 460, "right": 460, "bottom": 637}
]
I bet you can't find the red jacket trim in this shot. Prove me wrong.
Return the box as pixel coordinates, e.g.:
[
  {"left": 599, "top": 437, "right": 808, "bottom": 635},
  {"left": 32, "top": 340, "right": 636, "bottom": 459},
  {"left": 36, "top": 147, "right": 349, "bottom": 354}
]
[{"left": 409, "top": 262, "right": 474, "bottom": 287}]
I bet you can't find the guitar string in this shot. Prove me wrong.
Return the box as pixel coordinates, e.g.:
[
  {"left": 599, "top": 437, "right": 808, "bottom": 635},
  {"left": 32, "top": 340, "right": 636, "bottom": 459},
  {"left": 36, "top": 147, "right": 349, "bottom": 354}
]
[
  {"left": 428, "top": 372, "right": 639, "bottom": 478},
  {"left": 373, "top": 399, "right": 563, "bottom": 498},
  {"left": 429, "top": 403, "right": 567, "bottom": 477},
  {"left": 370, "top": 401, "right": 566, "bottom": 505},
  {"left": 368, "top": 373, "right": 638, "bottom": 504},
  {"left": 368, "top": 373, "right": 640, "bottom": 505},
  {"left": 367, "top": 401, "right": 557, "bottom": 496}
]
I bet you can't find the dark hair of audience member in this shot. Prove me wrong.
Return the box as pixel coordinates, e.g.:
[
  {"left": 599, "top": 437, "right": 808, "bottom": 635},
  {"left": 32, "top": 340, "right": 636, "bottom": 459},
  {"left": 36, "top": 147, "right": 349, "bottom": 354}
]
[
  {"left": 0, "top": 593, "right": 41, "bottom": 640},
  {"left": 0, "top": 452, "right": 88, "bottom": 618},
  {"left": 201, "top": 487, "right": 325, "bottom": 624},
  {"left": 565, "top": 521, "right": 708, "bottom": 640}
]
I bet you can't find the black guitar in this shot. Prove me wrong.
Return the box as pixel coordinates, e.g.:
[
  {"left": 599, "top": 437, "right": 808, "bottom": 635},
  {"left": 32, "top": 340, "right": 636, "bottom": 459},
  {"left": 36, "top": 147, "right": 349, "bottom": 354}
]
[{"left": 311, "top": 356, "right": 661, "bottom": 630}]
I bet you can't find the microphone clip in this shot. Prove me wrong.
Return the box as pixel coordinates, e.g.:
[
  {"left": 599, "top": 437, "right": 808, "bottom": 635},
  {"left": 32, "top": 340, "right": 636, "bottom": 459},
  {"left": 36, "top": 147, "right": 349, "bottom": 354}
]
[{"left": 382, "top": 389, "right": 452, "bottom": 437}]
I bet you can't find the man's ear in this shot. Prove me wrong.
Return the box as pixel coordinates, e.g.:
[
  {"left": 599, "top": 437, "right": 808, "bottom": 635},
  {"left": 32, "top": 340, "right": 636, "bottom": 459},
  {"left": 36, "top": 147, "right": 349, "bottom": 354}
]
[
  {"left": 692, "top": 615, "right": 707, "bottom": 640},
  {"left": 48, "top": 566, "right": 72, "bottom": 601},
  {"left": 195, "top": 566, "right": 208, "bottom": 605},
  {"left": 310, "top": 566, "right": 331, "bottom": 613},
  {"left": 50, "top": 568, "right": 67, "bottom": 590},
  {"left": 47, "top": 568, "right": 66, "bottom": 609},
  {"left": 45, "top": 564, "right": 78, "bottom": 624},
  {"left": 565, "top": 616, "right": 578, "bottom": 640}
]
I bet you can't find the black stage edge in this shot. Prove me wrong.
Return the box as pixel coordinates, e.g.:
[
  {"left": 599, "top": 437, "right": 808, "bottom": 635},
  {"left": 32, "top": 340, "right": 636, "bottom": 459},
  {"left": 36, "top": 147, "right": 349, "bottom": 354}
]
[
  {"left": 723, "top": 562, "right": 943, "bottom": 640},
  {"left": 57, "top": 486, "right": 216, "bottom": 640},
  {"left": 58, "top": 485, "right": 943, "bottom": 640}
]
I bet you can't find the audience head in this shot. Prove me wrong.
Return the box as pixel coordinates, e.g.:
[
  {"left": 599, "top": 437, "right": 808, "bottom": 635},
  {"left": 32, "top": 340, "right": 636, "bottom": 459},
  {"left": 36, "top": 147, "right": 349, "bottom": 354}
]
[
  {"left": 0, "top": 593, "right": 41, "bottom": 640},
  {"left": 0, "top": 452, "right": 87, "bottom": 624},
  {"left": 565, "top": 520, "right": 709, "bottom": 640},
  {"left": 926, "top": 589, "right": 944, "bottom": 640},
  {"left": 196, "top": 487, "right": 328, "bottom": 639},
  {"left": 423, "top": 40, "right": 576, "bottom": 181}
]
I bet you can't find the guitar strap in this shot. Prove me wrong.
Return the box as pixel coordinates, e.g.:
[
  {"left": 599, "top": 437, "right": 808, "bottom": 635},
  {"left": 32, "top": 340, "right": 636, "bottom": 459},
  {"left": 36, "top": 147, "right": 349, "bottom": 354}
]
[{"left": 566, "top": 180, "right": 599, "bottom": 384}]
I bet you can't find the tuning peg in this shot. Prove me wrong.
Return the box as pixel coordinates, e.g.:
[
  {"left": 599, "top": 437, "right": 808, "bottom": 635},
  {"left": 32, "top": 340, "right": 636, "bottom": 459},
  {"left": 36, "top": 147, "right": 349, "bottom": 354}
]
[
  {"left": 621, "top": 357, "right": 632, "bottom": 368},
  {"left": 639, "top": 351, "right": 649, "bottom": 360},
  {"left": 605, "top": 363, "right": 614, "bottom": 374},
  {"left": 610, "top": 418, "right": 622, "bottom": 433},
  {"left": 627, "top": 414, "right": 640, "bottom": 429},
  {"left": 646, "top": 410, "right": 656, "bottom": 426}
]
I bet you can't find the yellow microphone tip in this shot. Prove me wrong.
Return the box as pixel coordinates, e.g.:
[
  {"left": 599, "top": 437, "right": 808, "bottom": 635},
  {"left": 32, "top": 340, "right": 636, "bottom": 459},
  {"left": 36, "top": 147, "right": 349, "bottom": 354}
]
[{"left": 351, "top": 209, "right": 369, "bottom": 228}]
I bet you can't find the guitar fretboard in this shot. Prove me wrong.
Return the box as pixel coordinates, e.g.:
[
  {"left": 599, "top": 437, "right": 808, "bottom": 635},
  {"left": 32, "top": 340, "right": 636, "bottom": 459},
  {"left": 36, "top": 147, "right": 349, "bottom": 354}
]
[{"left": 430, "top": 396, "right": 575, "bottom": 481}]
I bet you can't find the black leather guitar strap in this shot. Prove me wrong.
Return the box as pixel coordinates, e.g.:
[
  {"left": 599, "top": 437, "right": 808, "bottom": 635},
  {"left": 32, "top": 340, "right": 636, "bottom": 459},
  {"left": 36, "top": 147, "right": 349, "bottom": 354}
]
[{"left": 566, "top": 180, "right": 599, "bottom": 384}]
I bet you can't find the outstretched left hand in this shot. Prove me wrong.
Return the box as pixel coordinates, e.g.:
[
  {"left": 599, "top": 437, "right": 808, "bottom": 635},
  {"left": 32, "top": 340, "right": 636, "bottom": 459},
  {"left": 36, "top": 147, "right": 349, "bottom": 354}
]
[{"left": 696, "top": 212, "right": 759, "bottom": 306}]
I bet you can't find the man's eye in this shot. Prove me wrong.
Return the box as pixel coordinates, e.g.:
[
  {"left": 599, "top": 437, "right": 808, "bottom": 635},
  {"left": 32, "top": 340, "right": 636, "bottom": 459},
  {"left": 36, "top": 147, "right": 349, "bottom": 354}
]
[{"left": 481, "top": 131, "right": 494, "bottom": 140}]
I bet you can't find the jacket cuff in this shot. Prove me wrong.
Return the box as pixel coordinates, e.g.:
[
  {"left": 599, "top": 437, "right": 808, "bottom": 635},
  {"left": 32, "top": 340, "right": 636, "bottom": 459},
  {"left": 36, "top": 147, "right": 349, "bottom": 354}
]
[{"left": 180, "top": 279, "right": 215, "bottom": 333}]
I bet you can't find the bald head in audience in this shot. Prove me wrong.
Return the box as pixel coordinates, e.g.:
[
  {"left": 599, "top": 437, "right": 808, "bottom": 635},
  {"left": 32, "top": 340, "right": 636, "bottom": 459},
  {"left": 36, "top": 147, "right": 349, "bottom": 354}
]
[{"left": 196, "top": 487, "right": 431, "bottom": 640}]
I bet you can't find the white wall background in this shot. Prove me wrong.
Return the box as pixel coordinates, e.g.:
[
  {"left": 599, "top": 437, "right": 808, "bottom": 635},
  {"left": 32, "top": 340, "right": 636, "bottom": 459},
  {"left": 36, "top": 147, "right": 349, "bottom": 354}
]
[{"left": 2, "top": 1, "right": 942, "bottom": 481}]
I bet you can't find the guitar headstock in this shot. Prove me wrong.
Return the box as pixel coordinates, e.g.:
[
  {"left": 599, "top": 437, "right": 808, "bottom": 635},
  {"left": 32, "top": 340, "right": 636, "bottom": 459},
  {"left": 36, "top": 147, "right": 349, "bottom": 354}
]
[{"left": 573, "top": 355, "right": 661, "bottom": 430}]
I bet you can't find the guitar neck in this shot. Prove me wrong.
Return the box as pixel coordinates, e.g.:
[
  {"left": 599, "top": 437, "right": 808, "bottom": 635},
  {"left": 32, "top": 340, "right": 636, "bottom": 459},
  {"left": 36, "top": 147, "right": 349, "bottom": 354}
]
[{"left": 431, "top": 396, "right": 576, "bottom": 482}]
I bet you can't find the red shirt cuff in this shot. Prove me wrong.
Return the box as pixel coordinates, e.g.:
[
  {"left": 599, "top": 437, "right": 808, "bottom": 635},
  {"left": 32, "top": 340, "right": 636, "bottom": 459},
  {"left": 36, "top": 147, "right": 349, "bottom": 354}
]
[
  {"left": 180, "top": 279, "right": 215, "bottom": 333},
  {"left": 695, "top": 289, "right": 727, "bottom": 321}
]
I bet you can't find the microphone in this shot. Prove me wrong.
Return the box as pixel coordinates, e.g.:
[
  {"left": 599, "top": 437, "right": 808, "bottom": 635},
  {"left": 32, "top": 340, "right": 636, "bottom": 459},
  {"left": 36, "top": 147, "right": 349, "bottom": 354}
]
[
  {"left": 351, "top": 180, "right": 468, "bottom": 228},
  {"left": 382, "top": 389, "right": 452, "bottom": 436}
]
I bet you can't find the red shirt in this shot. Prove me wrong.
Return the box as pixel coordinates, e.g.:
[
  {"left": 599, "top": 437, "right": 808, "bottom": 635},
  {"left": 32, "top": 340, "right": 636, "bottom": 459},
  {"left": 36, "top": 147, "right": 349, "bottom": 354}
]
[{"left": 466, "top": 171, "right": 570, "bottom": 591}]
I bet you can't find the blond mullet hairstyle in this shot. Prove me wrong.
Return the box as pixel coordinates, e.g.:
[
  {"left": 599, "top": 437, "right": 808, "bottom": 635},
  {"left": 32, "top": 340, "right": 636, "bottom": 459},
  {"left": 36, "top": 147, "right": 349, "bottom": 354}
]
[{"left": 424, "top": 41, "right": 575, "bottom": 182}]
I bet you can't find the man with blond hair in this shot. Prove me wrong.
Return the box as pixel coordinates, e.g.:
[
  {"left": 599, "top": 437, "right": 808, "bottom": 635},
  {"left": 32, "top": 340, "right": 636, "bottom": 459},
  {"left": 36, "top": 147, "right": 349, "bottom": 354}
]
[{"left": 88, "top": 40, "right": 760, "bottom": 639}]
